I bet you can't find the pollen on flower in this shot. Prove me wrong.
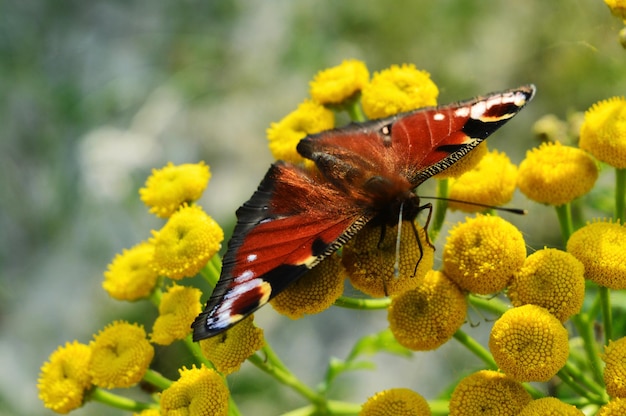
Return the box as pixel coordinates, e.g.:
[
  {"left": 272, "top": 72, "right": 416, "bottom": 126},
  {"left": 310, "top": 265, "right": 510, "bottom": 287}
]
[
  {"left": 598, "top": 398, "right": 626, "bottom": 415},
  {"left": 160, "top": 365, "right": 229, "bottom": 416},
  {"left": 89, "top": 321, "right": 154, "bottom": 389},
  {"left": 567, "top": 219, "right": 626, "bottom": 289},
  {"left": 489, "top": 304, "right": 569, "bottom": 382},
  {"left": 342, "top": 221, "right": 434, "bottom": 297},
  {"left": 151, "top": 204, "right": 224, "bottom": 279},
  {"left": 270, "top": 254, "right": 345, "bottom": 319},
  {"left": 434, "top": 141, "right": 488, "bottom": 180},
  {"left": 518, "top": 397, "right": 584, "bottom": 415},
  {"left": 37, "top": 341, "right": 92, "bottom": 414},
  {"left": 139, "top": 161, "right": 211, "bottom": 218},
  {"left": 309, "top": 59, "right": 369, "bottom": 105},
  {"left": 359, "top": 388, "right": 431, "bottom": 416},
  {"left": 443, "top": 215, "right": 526, "bottom": 295},
  {"left": 604, "top": 0, "right": 626, "bottom": 21},
  {"left": 447, "top": 149, "right": 518, "bottom": 212},
  {"left": 580, "top": 96, "right": 626, "bottom": 168},
  {"left": 199, "top": 315, "right": 264, "bottom": 375},
  {"left": 267, "top": 99, "right": 335, "bottom": 165},
  {"left": 517, "top": 141, "right": 598, "bottom": 206},
  {"left": 602, "top": 337, "right": 626, "bottom": 397},
  {"left": 361, "top": 63, "right": 438, "bottom": 119},
  {"left": 449, "top": 370, "right": 532, "bottom": 416},
  {"left": 507, "top": 248, "right": 585, "bottom": 322},
  {"left": 151, "top": 284, "right": 202, "bottom": 345},
  {"left": 103, "top": 241, "right": 159, "bottom": 301},
  {"left": 388, "top": 270, "right": 467, "bottom": 351}
]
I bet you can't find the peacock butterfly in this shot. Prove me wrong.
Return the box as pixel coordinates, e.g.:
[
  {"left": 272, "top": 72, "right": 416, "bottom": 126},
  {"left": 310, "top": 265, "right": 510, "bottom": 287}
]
[{"left": 192, "top": 85, "right": 536, "bottom": 341}]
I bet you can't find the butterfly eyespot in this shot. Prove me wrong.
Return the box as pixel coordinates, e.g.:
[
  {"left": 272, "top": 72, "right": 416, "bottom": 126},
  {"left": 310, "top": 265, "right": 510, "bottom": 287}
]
[{"left": 380, "top": 124, "right": 392, "bottom": 136}]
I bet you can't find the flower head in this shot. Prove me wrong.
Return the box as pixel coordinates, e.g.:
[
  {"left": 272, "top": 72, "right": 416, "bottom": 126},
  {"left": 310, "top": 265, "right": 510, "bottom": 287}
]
[
  {"left": 449, "top": 370, "right": 532, "bottom": 416},
  {"left": 567, "top": 219, "right": 626, "bottom": 289},
  {"left": 342, "top": 221, "right": 434, "bottom": 297},
  {"left": 89, "top": 321, "right": 154, "bottom": 388},
  {"left": 133, "top": 410, "right": 160, "bottom": 416},
  {"left": 605, "top": 0, "right": 626, "bottom": 20},
  {"left": 310, "top": 59, "right": 369, "bottom": 105},
  {"left": 598, "top": 398, "right": 626, "bottom": 415},
  {"left": 443, "top": 215, "right": 526, "bottom": 295},
  {"left": 518, "top": 397, "right": 583, "bottom": 415},
  {"left": 434, "top": 141, "right": 488, "bottom": 180},
  {"left": 199, "top": 315, "right": 264, "bottom": 375},
  {"left": 38, "top": 341, "right": 92, "bottom": 414},
  {"left": 388, "top": 270, "right": 467, "bottom": 351},
  {"left": 152, "top": 204, "right": 224, "bottom": 279},
  {"left": 103, "top": 241, "right": 159, "bottom": 301},
  {"left": 140, "top": 161, "right": 211, "bottom": 218},
  {"left": 489, "top": 304, "right": 569, "bottom": 382},
  {"left": 359, "top": 388, "right": 431, "bottom": 416},
  {"left": 517, "top": 142, "right": 598, "bottom": 206},
  {"left": 270, "top": 254, "right": 345, "bottom": 319},
  {"left": 361, "top": 64, "right": 438, "bottom": 119},
  {"left": 580, "top": 96, "right": 626, "bottom": 168},
  {"left": 267, "top": 99, "right": 335, "bottom": 164},
  {"left": 447, "top": 149, "right": 518, "bottom": 212},
  {"left": 603, "top": 337, "right": 626, "bottom": 397},
  {"left": 151, "top": 284, "right": 202, "bottom": 345},
  {"left": 507, "top": 248, "right": 585, "bottom": 322},
  {"left": 160, "top": 365, "right": 229, "bottom": 416}
]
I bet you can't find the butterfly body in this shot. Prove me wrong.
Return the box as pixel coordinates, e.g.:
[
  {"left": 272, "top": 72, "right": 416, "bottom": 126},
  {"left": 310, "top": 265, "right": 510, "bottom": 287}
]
[{"left": 192, "top": 85, "right": 535, "bottom": 341}]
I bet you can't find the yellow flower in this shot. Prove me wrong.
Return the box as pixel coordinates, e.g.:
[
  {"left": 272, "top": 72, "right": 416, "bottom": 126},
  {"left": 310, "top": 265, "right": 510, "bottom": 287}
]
[
  {"left": 598, "top": 398, "right": 626, "bottom": 415},
  {"left": 152, "top": 204, "right": 224, "bottom": 279},
  {"left": 449, "top": 370, "right": 532, "bottom": 416},
  {"left": 103, "top": 241, "right": 159, "bottom": 301},
  {"left": 604, "top": 1, "right": 626, "bottom": 25},
  {"left": 160, "top": 365, "right": 229, "bottom": 416},
  {"left": 507, "top": 248, "right": 585, "bottom": 322},
  {"left": 359, "top": 388, "right": 431, "bottom": 416},
  {"left": 310, "top": 59, "right": 369, "bottom": 105},
  {"left": 270, "top": 254, "right": 346, "bottom": 319},
  {"left": 434, "top": 141, "right": 488, "bottom": 180},
  {"left": 567, "top": 219, "right": 626, "bottom": 289},
  {"left": 199, "top": 315, "right": 264, "bottom": 375},
  {"left": 447, "top": 149, "right": 518, "bottom": 212},
  {"left": 532, "top": 114, "right": 569, "bottom": 143},
  {"left": 151, "top": 284, "right": 202, "bottom": 345},
  {"left": 266, "top": 99, "right": 335, "bottom": 164},
  {"left": 361, "top": 64, "right": 438, "bottom": 119},
  {"left": 518, "top": 397, "right": 583, "bottom": 415},
  {"left": 517, "top": 142, "right": 598, "bottom": 206},
  {"left": 489, "top": 305, "right": 569, "bottom": 382},
  {"left": 133, "top": 410, "right": 160, "bottom": 416},
  {"left": 37, "top": 341, "right": 92, "bottom": 414},
  {"left": 443, "top": 215, "right": 526, "bottom": 295},
  {"left": 89, "top": 321, "right": 154, "bottom": 388},
  {"left": 603, "top": 337, "right": 626, "bottom": 397},
  {"left": 388, "top": 270, "right": 466, "bottom": 351},
  {"left": 140, "top": 161, "right": 211, "bottom": 218},
  {"left": 342, "top": 221, "right": 434, "bottom": 297}
]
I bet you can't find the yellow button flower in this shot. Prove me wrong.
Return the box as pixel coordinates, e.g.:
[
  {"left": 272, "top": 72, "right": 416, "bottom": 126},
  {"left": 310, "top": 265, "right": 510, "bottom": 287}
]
[
  {"left": 89, "top": 321, "right": 154, "bottom": 389},
  {"left": 160, "top": 365, "right": 228, "bottom": 416},
  {"left": 507, "top": 248, "right": 585, "bottom": 322},
  {"left": 448, "top": 149, "right": 518, "bottom": 212},
  {"left": 200, "top": 315, "right": 264, "bottom": 375},
  {"left": 434, "top": 141, "right": 488, "bottom": 180},
  {"left": 270, "top": 254, "right": 346, "bottom": 319},
  {"left": 604, "top": 0, "right": 626, "bottom": 21},
  {"left": 103, "top": 241, "right": 158, "bottom": 301},
  {"left": 449, "top": 370, "right": 532, "bottom": 416},
  {"left": 342, "top": 221, "right": 434, "bottom": 297},
  {"left": 567, "top": 219, "right": 626, "bottom": 289},
  {"left": 140, "top": 161, "right": 211, "bottom": 218},
  {"left": 266, "top": 99, "right": 335, "bottom": 164},
  {"left": 361, "top": 63, "right": 438, "bottom": 119},
  {"left": 580, "top": 96, "right": 626, "bottom": 168},
  {"left": 517, "top": 142, "right": 598, "bottom": 206},
  {"left": 310, "top": 59, "right": 369, "bottom": 105},
  {"left": 518, "top": 397, "right": 583, "bottom": 415},
  {"left": 151, "top": 284, "right": 202, "bottom": 345},
  {"left": 359, "top": 388, "right": 431, "bottom": 416},
  {"left": 133, "top": 410, "right": 160, "bottom": 416},
  {"left": 603, "top": 337, "right": 626, "bottom": 397},
  {"left": 37, "top": 341, "right": 92, "bottom": 414},
  {"left": 388, "top": 270, "right": 466, "bottom": 351},
  {"left": 598, "top": 398, "right": 626, "bottom": 415},
  {"left": 152, "top": 204, "right": 224, "bottom": 279},
  {"left": 489, "top": 305, "right": 569, "bottom": 382},
  {"left": 443, "top": 215, "right": 526, "bottom": 295}
]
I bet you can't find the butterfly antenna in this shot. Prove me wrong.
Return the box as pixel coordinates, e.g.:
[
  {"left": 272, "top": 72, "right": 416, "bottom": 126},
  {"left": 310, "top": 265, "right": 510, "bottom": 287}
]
[{"left": 420, "top": 196, "right": 527, "bottom": 215}]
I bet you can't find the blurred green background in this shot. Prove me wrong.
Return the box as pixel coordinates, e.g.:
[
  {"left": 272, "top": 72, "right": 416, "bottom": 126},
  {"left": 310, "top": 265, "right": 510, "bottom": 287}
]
[{"left": 1, "top": 1, "right": 624, "bottom": 415}]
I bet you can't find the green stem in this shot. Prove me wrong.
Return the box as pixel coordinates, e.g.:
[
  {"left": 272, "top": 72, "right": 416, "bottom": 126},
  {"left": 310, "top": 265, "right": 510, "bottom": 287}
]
[
  {"left": 429, "top": 179, "right": 450, "bottom": 243},
  {"left": 468, "top": 294, "right": 510, "bottom": 316},
  {"left": 453, "top": 329, "right": 497, "bottom": 370},
  {"left": 143, "top": 368, "right": 173, "bottom": 390},
  {"left": 600, "top": 286, "right": 613, "bottom": 346},
  {"left": 281, "top": 400, "right": 362, "bottom": 416},
  {"left": 201, "top": 256, "right": 222, "bottom": 289},
  {"left": 148, "top": 286, "right": 162, "bottom": 308},
  {"left": 334, "top": 295, "right": 391, "bottom": 310},
  {"left": 88, "top": 387, "right": 158, "bottom": 412},
  {"left": 558, "top": 361, "right": 606, "bottom": 403},
  {"left": 570, "top": 313, "right": 604, "bottom": 385},
  {"left": 343, "top": 94, "right": 367, "bottom": 122},
  {"left": 183, "top": 334, "right": 216, "bottom": 369},
  {"left": 554, "top": 203, "right": 574, "bottom": 245},
  {"left": 616, "top": 168, "right": 626, "bottom": 222}
]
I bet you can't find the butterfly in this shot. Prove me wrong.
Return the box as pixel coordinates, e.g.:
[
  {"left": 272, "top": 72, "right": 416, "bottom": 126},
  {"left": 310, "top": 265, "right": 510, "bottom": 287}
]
[{"left": 192, "top": 85, "right": 536, "bottom": 341}]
